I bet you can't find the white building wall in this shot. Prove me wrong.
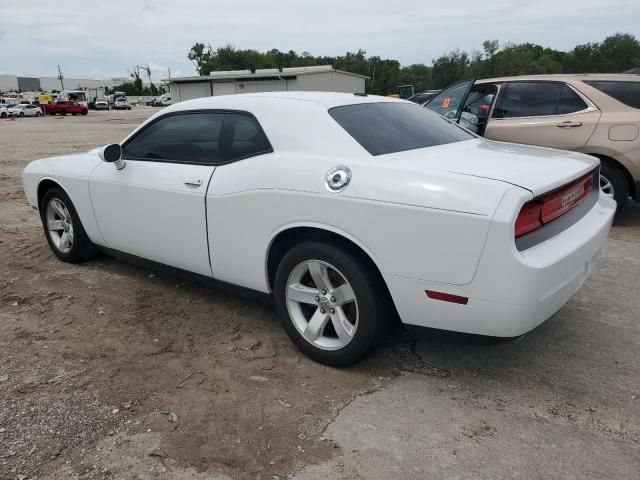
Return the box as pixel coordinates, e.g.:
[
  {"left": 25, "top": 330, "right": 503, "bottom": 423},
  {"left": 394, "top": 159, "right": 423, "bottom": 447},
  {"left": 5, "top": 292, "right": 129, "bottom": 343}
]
[
  {"left": 286, "top": 71, "right": 365, "bottom": 93},
  {"left": 0, "top": 75, "right": 20, "bottom": 92},
  {"left": 168, "top": 71, "right": 366, "bottom": 102},
  {"left": 212, "top": 82, "right": 235, "bottom": 96},
  {"left": 172, "top": 82, "right": 211, "bottom": 102},
  {"left": 330, "top": 72, "right": 366, "bottom": 93},
  {"left": 236, "top": 79, "right": 287, "bottom": 93}
]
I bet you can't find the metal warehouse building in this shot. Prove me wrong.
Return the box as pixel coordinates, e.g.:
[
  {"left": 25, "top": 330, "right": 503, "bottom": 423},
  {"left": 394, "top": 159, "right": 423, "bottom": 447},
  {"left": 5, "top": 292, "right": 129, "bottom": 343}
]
[{"left": 167, "top": 65, "right": 368, "bottom": 102}]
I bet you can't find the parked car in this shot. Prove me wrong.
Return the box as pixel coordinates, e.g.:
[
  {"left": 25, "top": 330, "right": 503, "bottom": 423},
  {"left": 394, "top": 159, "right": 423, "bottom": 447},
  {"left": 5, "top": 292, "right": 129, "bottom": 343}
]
[
  {"left": 95, "top": 100, "right": 109, "bottom": 110},
  {"left": 426, "top": 74, "right": 640, "bottom": 211},
  {"left": 0, "top": 105, "right": 8, "bottom": 118},
  {"left": 42, "top": 101, "right": 88, "bottom": 116},
  {"left": 113, "top": 97, "right": 131, "bottom": 110},
  {"left": 23, "top": 92, "right": 615, "bottom": 366},
  {"left": 407, "top": 90, "right": 441, "bottom": 105},
  {"left": 8, "top": 104, "right": 43, "bottom": 117}
]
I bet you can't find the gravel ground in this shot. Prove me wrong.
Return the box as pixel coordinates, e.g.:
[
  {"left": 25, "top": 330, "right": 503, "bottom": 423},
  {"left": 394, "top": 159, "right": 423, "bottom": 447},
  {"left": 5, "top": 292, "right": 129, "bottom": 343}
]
[{"left": 0, "top": 107, "right": 638, "bottom": 479}]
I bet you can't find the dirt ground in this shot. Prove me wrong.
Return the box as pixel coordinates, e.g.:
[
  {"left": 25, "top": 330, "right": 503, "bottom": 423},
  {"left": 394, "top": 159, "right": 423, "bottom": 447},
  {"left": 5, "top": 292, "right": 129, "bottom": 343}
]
[{"left": 0, "top": 107, "right": 638, "bottom": 480}]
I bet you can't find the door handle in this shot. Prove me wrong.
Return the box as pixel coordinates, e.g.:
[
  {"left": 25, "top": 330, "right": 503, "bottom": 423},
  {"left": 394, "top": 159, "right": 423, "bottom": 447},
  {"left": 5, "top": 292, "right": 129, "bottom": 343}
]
[
  {"left": 184, "top": 178, "right": 203, "bottom": 187},
  {"left": 557, "top": 121, "right": 583, "bottom": 128}
]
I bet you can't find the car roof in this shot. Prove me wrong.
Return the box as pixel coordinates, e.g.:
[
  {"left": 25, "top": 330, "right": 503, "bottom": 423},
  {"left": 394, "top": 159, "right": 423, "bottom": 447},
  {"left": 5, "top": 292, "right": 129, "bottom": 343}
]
[
  {"left": 476, "top": 73, "right": 640, "bottom": 83},
  {"left": 166, "top": 91, "right": 402, "bottom": 112}
]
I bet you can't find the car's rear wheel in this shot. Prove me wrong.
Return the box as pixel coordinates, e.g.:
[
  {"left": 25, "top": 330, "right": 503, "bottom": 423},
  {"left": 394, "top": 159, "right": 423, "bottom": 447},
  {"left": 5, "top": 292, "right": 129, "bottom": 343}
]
[
  {"left": 600, "top": 163, "right": 628, "bottom": 212},
  {"left": 36, "top": 111, "right": 41, "bottom": 117},
  {"left": 41, "top": 187, "right": 98, "bottom": 263},
  {"left": 274, "top": 241, "right": 389, "bottom": 366},
  {"left": 19, "top": 112, "right": 24, "bottom": 117},
  {"left": 0, "top": 112, "right": 6, "bottom": 118}
]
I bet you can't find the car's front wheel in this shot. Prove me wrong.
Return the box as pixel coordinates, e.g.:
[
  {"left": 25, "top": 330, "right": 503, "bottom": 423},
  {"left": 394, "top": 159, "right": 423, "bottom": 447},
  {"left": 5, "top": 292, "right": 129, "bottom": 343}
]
[
  {"left": 600, "top": 163, "right": 628, "bottom": 212},
  {"left": 274, "top": 241, "right": 389, "bottom": 366},
  {"left": 41, "top": 187, "right": 98, "bottom": 263}
]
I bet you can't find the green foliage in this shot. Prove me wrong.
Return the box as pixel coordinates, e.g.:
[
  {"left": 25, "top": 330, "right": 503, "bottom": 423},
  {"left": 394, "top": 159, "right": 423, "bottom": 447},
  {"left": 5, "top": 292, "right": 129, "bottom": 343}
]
[{"left": 187, "top": 33, "right": 640, "bottom": 95}]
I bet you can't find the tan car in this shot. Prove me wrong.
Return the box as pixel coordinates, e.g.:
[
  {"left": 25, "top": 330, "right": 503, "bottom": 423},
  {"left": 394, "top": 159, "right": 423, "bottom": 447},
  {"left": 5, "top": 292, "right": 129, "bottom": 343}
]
[{"left": 426, "top": 74, "right": 640, "bottom": 211}]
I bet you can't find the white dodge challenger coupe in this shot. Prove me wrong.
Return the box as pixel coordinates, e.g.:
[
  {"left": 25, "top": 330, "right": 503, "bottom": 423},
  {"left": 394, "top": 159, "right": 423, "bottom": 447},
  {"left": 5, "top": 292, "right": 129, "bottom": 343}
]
[{"left": 23, "top": 92, "right": 616, "bottom": 366}]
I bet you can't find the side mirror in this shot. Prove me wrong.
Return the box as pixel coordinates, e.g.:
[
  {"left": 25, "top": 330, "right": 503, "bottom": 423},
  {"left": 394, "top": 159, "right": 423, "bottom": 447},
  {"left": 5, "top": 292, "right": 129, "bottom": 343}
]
[{"left": 99, "top": 144, "right": 125, "bottom": 170}]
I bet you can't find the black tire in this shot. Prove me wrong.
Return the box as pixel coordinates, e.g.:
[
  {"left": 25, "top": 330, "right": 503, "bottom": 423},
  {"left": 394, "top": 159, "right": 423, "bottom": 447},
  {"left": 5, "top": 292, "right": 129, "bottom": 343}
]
[
  {"left": 600, "top": 162, "right": 628, "bottom": 212},
  {"left": 0, "top": 112, "right": 6, "bottom": 118},
  {"left": 36, "top": 111, "right": 41, "bottom": 117},
  {"left": 41, "top": 186, "right": 98, "bottom": 263},
  {"left": 81, "top": 110, "right": 88, "bottom": 115},
  {"left": 19, "top": 112, "right": 24, "bottom": 117},
  {"left": 274, "top": 241, "right": 390, "bottom": 366}
]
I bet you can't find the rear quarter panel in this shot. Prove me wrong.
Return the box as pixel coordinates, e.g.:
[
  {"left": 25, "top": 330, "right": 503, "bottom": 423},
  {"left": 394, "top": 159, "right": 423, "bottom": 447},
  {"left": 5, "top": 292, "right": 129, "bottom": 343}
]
[{"left": 206, "top": 152, "right": 510, "bottom": 293}]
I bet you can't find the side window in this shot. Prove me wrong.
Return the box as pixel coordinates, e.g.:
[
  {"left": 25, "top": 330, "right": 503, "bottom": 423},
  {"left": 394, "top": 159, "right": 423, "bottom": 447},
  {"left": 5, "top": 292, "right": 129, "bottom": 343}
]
[
  {"left": 495, "top": 82, "right": 588, "bottom": 118},
  {"left": 496, "top": 82, "right": 562, "bottom": 118},
  {"left": 556, "top": 85, "right": 588, "bottom": 114},
  {"left": 426, "top": 80, "right": 473, "bottom": 119},
  {"left": 122, "top": 113, "right": 224, "bottom": 164},
  {"left": 584, "top": 81, "right": 640, "bottom": 109},
  {"left": 222, "top": 113, "right": 272, "bottom": 162}
]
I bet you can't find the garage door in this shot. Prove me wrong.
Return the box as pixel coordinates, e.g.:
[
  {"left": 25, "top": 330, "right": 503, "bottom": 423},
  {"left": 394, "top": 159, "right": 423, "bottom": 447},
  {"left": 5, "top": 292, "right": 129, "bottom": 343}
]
[{"left": 177, "top": 82, "right": 211, "bottom": 101}]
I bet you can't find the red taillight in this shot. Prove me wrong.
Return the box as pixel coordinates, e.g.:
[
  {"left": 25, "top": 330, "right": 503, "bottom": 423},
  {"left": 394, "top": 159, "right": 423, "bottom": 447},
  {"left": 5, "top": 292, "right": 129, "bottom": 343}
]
[
  {"left": 425, "top": 290, "right": 469, "bottom": 305},
  {"left": 515, "top": 201, "right": 542, "bottom": 237},
  {"left": 515, "top": 173, "right": 593, "bottom": 238}
]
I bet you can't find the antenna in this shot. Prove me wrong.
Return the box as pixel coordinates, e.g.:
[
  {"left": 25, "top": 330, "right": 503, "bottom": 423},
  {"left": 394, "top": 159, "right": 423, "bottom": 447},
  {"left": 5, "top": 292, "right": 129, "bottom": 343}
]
[{"left": 57, "top": 64, "right": 65, "bottom": 90}]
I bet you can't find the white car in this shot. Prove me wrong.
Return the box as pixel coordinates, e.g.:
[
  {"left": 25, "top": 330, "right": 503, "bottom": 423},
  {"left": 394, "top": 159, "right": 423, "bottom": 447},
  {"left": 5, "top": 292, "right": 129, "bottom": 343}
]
[
  {"left": 113, "top": 97, "right": 131, "bottom": 110},
  {"left": 95, "top": 100, "right": 109, "bottom": 110},
  {"left": 8, "top": 103, "right": 43, "bottom": 117},
  {"left": 22, "top": 92, "right": 616, "bottom": 365}
]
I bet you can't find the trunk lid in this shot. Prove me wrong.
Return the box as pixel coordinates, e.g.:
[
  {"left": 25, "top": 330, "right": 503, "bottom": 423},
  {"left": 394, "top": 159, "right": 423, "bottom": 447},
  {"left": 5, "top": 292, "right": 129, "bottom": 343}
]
[{"left": 386, "top": 138, "right": 599, "bottom": 197}]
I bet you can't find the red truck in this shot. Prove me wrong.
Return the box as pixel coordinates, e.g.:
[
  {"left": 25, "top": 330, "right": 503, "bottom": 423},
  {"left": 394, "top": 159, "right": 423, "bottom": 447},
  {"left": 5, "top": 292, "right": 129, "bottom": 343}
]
[{"left": 42, "top": 101, "right": 88, "bottom": 116}]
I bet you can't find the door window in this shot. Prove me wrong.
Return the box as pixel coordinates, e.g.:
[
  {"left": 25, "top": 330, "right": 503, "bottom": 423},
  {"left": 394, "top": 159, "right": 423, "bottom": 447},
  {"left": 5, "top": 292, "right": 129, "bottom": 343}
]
[
  {"left": 426, "top": 80, "right": 473, "bottom": 119},
  {"left": 494, "top": 82, "right": 588, "bottom": 118},
  {"left": 123, "top": 113, "right": 224, "bottom": 164},
  {"left": 458, "top": 84, "right": 498, "bottom": 134},
  {"left": 556, "top": 85, "right": 589, "bottom": 114}
]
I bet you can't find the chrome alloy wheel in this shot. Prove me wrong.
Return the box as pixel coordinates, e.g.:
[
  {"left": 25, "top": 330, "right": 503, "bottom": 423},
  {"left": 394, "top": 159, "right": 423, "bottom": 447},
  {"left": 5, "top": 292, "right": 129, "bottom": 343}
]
[
  {"left": 46, "top": 198, "right": 74, "bottom": 254},
  {"left": 285, "top": 259, "right": 359, "bottom": 351},
  {"left": 600, "top": 174, "right": 614, "bottom": 198}
]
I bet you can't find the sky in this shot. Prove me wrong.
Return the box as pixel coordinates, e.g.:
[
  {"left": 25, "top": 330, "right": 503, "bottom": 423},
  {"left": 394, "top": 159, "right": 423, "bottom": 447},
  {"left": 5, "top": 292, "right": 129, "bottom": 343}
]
[{"left": 0, "top": 0, "right": 638, "bottom": 81}]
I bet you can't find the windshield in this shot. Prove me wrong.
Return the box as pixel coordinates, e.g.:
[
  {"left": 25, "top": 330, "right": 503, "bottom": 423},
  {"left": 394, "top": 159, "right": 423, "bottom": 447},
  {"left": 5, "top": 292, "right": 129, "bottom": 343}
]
[
  {"left": 69, "top": 92, "right": 87, "bottom": 102},
  {"left": 329, "top": 102, "right": 473, "bottom": 156}
]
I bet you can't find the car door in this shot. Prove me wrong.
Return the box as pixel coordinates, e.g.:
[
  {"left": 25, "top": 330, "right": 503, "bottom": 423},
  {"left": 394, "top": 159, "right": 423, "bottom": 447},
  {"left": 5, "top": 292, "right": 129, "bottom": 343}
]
[
  {"left": 425, "top": 80, "right": 475, "bottom": 122},
  {"left": 88, "top": 111, "right": 224, "bottom": 277},
  {"left": 485, "top": 81, "right": 601, "bottom": 150}
]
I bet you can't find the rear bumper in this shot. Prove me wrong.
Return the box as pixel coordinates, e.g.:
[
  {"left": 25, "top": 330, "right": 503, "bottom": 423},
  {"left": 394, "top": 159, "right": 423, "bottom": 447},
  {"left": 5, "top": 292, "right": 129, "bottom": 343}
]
[{"left": 387, "top": 189, "right": 616, "bottom": 337}]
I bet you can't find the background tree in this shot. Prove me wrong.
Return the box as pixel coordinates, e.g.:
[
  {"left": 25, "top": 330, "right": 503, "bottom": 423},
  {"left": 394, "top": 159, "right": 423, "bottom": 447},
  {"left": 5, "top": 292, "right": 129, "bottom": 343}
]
[{"left": 186, "top": 33, "right": 640, "bottom": 95}]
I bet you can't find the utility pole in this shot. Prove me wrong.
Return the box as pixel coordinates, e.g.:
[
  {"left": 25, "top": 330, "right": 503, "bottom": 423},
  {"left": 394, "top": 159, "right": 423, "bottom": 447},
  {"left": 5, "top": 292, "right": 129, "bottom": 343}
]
[{"left": 57, "top": 64, "right": 65, "bottom": 90}]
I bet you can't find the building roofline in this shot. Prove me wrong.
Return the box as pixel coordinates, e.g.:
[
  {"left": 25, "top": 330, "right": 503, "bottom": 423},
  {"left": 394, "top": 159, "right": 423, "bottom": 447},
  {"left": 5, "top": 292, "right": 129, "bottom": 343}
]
[{"left": 164, "top": 67, "right": 369, "bottom": 84}]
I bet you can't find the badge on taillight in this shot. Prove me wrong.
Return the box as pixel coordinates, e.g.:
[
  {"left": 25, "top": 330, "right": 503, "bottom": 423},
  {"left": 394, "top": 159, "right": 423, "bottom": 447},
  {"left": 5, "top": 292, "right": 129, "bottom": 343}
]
[{"left": 561, "top": 185, "right": 584, "bottom": 207}]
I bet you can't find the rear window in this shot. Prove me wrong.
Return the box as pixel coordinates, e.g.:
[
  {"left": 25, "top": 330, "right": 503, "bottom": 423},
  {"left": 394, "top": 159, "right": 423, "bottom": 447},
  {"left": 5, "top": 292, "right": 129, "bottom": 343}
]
[
  {"left": 584, "top": 81, "right": 640, "bottom": 109},
  {"left": 329, "top": 102, "right": 473, "bottom": 156}
]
